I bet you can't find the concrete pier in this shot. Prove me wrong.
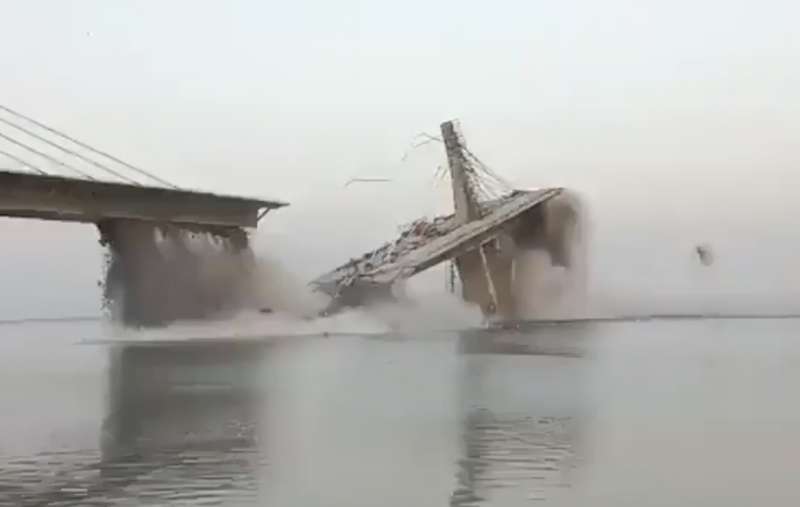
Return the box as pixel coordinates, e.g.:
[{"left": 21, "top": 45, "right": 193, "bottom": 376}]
[{"left": 442, "top": 120, "right": 514, "bottom": 318}]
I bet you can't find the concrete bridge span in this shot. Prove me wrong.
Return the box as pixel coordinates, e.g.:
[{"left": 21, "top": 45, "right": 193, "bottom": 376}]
[
  {"left": 0, "top": 171, "right": 288, "bottom": 326},
  {"left": 0, "top": 170, "right": 286, "bottom": 229},
  {"left": 0, "top": 168, "right": 289, "bottom": 327}
]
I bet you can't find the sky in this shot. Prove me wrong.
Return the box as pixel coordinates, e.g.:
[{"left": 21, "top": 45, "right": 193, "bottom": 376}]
[{"left": 1, "top": 0, "right": 799, "bottom": 318}]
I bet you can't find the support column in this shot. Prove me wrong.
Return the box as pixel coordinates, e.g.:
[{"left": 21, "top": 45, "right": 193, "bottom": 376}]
[
  {"left": 441, "top": 120, "right": 481, "bottom": 223},
  {"left": 97, "top": 219, "right": 258, "bottom": 327},
  {"left": 478, "top": 245, "right": 499, "bottom": 313},
  {"left": 441, "top": 120, "right": 517, "bottom": 319}
]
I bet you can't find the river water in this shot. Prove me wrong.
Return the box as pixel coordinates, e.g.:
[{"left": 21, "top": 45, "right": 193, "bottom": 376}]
[{"left": 1, "top": 317, "right": 799, "bottom": 506}]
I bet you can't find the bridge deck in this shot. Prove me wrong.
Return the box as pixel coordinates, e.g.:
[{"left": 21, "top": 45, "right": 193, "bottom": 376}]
[
  {"left": 312, "top": 188, "right": 562, "bottom": 295},
  {"left": 0, "top": 171, "right": 287, "bottom": 228}
]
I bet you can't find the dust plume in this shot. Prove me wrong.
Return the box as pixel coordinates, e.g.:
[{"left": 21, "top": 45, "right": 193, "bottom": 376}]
[
  {"left": 98, "top": 219, "right": 259, "bottom": 327},
  {"left": 247, "top": 253, "right": 329, "bottom": 317},
  {"left": 511, "top": 190, "right": 589, "bottom": 319},
  {"left": 96, "top": 218, "right": 407, "bottom": 334}
]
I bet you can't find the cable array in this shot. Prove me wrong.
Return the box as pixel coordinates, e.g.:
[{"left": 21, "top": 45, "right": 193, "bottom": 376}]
[{"left": 0, "top": 104, "right": 178, "bottom": 188}]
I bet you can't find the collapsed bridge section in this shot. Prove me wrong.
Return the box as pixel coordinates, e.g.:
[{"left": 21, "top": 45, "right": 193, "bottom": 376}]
[
  {"left": 312, "top": 188, "right": 578, "bottom": 318},
  {"left": 312, "top": 121, "right": 582, "bottom": 319}
]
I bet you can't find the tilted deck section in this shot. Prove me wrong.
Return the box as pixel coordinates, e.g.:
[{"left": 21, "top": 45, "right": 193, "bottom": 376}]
[
  {"left": 312, "top": 187, "right": 562, "bottom": 296},
  {"left": 0, "top": 170, "right": 287, "bottom": 228}
]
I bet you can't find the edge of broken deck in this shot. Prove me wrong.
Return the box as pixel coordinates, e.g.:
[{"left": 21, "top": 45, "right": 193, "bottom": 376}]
[
  {"left": 0, "top": 170, "right": 288, "bottom": 228},
  {"left": 312, "top": 187, "right": 563, "bottom": 293}
]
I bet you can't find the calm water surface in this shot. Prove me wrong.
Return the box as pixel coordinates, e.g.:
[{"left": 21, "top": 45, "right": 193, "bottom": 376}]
[{"left": 1, "top": 318, "right": 799, "bottom": 506}]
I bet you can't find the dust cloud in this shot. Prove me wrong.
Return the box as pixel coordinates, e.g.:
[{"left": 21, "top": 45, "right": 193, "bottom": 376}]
[
  {"left": 511, "top": 191, "right": 590, "bottom": 320},
  {"left": 97, "top": 218, "right": 482, "bottom": 335},
  {"left": 98, "top": 219, "right": 259, "bottom": 327}
]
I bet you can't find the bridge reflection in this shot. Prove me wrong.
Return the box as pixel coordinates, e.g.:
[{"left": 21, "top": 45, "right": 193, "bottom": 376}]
[
  {"left": 103, "top": 339, "right": 266, "bottom": 456},
  {"left": 451, "top": 324, "right": 593, "bottom": 506},
  {"left": 97, "top": 339, "right": 268, "bottom": 503}
]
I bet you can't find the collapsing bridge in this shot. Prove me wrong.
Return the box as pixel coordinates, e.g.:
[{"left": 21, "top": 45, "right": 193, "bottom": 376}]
[
  {"left": 312, "top": 120, "right": 582, "bottom": 320},
  {"left": 0, "top": 104, "right": 579, "bottom": 325}
]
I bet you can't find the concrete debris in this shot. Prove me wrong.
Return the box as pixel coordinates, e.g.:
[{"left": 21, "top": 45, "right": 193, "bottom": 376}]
[
  {"left": 696, "top": 244, "right": 714, "bottom": 266},
  {"left": 312, "top": 194, "right": 515, "bottom": 297},
  {"left": 312, "top": 188, "right": 570, "bottom": 314}
]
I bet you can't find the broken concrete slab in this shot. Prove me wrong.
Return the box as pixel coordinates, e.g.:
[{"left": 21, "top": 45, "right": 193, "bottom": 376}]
[{"left": 312, "top": 187, "right": 563, "bottom": 298}]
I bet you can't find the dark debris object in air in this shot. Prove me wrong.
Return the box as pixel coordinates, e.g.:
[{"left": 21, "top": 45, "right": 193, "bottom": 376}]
[{"left": 696, "top": 244, "right": 714, "bottom": 266}]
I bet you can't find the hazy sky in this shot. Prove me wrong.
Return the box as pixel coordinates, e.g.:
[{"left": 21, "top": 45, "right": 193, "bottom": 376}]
[{"left": 1, "top": 0, "right": 799, "bottom": 318}]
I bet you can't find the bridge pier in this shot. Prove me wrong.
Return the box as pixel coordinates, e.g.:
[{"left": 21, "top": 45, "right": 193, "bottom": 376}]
[
  {"left": 442, "top": 121, "right": 522, "bottom": 320},
  {"left": 441, "top": 121, "right": 582, "bottom": 320},
  {"left": 98, "top": 219, "right": 258, "bottom": 326},
  {"left": 455, "top": 239, "right": 516, "bottom": 319}
]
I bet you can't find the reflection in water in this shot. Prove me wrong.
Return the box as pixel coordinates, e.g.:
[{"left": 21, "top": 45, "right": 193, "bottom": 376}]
[
  {"left": 452, "top": 412, "right": 577, "bottom": 506},
  {"left": 4, "top": 319, "right": 800, "bottom": 505},
  {"left": 0, "top": 326, "right": 594, "bottom": 506},
  {"left": 1, "top": 340, "right": 266, "bottom": 506},
  {"left": 103, "top": 340, "right": 264, "bottom": 456},
  {"left": 452, "top": 326, "right": 591, "bottom": 506},
  {"left": 98, "top": 340, "right": 267, "bottom": 504},
  {"left": 458, "top": 321, "right": 594, "bottom": 358}
]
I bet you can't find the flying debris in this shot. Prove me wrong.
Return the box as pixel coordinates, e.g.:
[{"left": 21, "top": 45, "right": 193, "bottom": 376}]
[
  {"left": 695, "top": 244, "right": 714, "bottom": 266},
  {"left": 344, "top": 178, "right": 392, "bottom": 187}
]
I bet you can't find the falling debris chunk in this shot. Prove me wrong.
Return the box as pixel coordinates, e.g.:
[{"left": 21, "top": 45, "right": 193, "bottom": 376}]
[{"left": 696, "top": 244, "right": 714, "bottom": 266}]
